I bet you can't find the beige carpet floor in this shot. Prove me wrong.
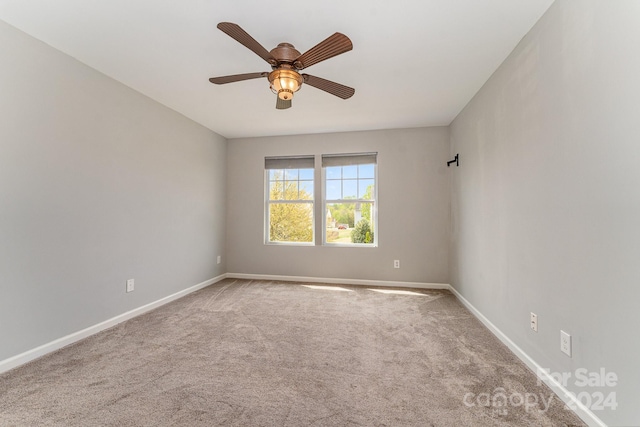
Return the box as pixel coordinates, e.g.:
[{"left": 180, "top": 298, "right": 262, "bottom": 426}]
[{"left": 0, "top": 279, "right": 585, "bottom": 426}]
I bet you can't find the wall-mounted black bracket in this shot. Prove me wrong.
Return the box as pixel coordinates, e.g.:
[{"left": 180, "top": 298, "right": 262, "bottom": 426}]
[{"left": 447, "top": 154, "right": 459, "bottom": 167}]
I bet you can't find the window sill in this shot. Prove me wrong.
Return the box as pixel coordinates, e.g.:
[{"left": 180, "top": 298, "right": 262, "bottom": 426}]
[
  {"left": 265, "top": 241, "right": 315, "bottom": 247},
  {"left": 322, "top": 243, "right": 378, "bottom": 248}
]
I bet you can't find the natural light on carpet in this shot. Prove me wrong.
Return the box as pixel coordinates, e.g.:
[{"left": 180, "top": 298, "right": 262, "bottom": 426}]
[
  {"left": 302, "top": 285, "right": 353, "bottom": 292},
  {"left": 368, "top": 289, "right": 427, "bottom": 296}
]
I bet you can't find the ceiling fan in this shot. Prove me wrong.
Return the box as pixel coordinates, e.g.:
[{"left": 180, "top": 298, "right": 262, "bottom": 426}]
[{"left": 209, "top": 22, "right": 355, "bottom": 110}]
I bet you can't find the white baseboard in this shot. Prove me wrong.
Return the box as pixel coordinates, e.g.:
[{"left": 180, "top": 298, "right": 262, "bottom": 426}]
[
  {"left": 448, "top": 286, "right": 607, "bottom": 427},
  {"left": 0, "top": 274, "right": 227, "bottom": 375},
  {"left": 226, "top": 272, "right": 450, "bottom": 290}
]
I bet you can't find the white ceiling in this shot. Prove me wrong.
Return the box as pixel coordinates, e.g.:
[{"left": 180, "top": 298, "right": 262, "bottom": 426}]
[{"left": 0, "top": 0, "right": 554, "bottom": 139}]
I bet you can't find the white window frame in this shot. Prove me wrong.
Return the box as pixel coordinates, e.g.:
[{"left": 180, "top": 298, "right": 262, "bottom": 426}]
[
  {"left": 322, "top": 152, "right": 378, "bottom": 247},
  {"left": 264, "top": 156, "right": 315, "bottom": 245}
]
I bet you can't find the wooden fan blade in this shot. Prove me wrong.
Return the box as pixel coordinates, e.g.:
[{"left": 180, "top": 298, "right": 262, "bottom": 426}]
[
  {"left": 217, "top": 22, "right": 277, "bottom": 65},
  {"left": 302, "top": 74, "right": 355, "bottom": 99},
  {"left": 276, "top": 97, "right": 292, "bottom": 110},
  {"left": 294, "top": 33, "right": 353, "bottom": 69},
  {"left": 209, "top": 72, "right": 268, "bottom": 84}
]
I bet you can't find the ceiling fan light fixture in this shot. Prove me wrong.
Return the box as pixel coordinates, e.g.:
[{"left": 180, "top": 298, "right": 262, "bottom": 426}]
[
  {"left": 269, "top": 69, "right": 303, "bottom": 100},
  {"left": 210, "top": 23, "right": 355, "bottom": 109}
]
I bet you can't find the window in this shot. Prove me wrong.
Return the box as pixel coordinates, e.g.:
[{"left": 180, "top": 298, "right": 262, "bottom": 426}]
[
  {"left": 265, "top": 156, "right": 314, "bottom": 244},
  {"left": 323, "top": 153, "right": 377, "bottom": 246}
]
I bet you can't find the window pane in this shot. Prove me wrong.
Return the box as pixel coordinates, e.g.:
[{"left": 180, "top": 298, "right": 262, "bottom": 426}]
[
  {"left": 269, "top": 202, "right": 313, "bottom": 243},
  {"left": 269, "top": 181, "right": 284, "bottom": 200},
  {"left": 325, "top": 202, "right": 374, "bottom": 244},
  {"left": 326, "top": 202, "right": 355, "bottom": 243},
  {"left": 299, "top": 168, "right": 314, "bottom": 180},
  {"left": 269, "top": 169, "right": 284, "bottom": 180},
  {"left": 343, "top": 179, "right": 357, "bottom": 198},
  {"left": 358, "top": 202, "right": 374, "bottom": 232},
  {"left": 283, "top": 181, "right": 299, "bottom": 200},
  {"left": 359, "top": 164, "right": 375, "bottom": 179},
  {"left": 359, "top": 180, "right": 375, "bottom": 199},
  {"left": 285, "top": 169, "right": 298, "bottom": 180},
  {"left": 326, "top": 180, "right": 341, "bottom": 200},
  {"left": 326, "top": 166, "right": 341, "bottom": 180},
  {"left": 299, "top": 181, "right": 314, "bottom": 200},
  {"left": 343, "top": 165, "right": 357, "bottom": 179}
]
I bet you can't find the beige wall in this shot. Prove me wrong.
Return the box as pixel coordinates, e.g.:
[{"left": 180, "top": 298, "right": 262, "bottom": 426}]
[
  {"left": 0, "top": 21, "right": 227, "bottom": 361},
  {"left": 450, "top": 1, "right": 640, "bottom": 425},
  {"left": 227, "top": 127, "right": 451, "bottom": 284}
]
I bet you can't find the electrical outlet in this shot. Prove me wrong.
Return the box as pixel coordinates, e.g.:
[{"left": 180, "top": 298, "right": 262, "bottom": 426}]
[
  {"left": 217, "top": 255, "right": 221, "bottom": 264},
  {"left": 530, "top": 312, "right": 538, "bottom": 332},
  {"left": 561, "top": 330, "right": 571, "bottom": 357},
  {"left": 126, "top": 279, "right": 134, "bottom": 293},
  {"left": 394, "top": 260, "right": 400, "bottom": 269}
]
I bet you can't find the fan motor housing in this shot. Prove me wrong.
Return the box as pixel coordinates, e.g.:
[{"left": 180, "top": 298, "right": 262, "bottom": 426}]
[{"left": 270, "top": 43, "right": 302, "bottom": 66}]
